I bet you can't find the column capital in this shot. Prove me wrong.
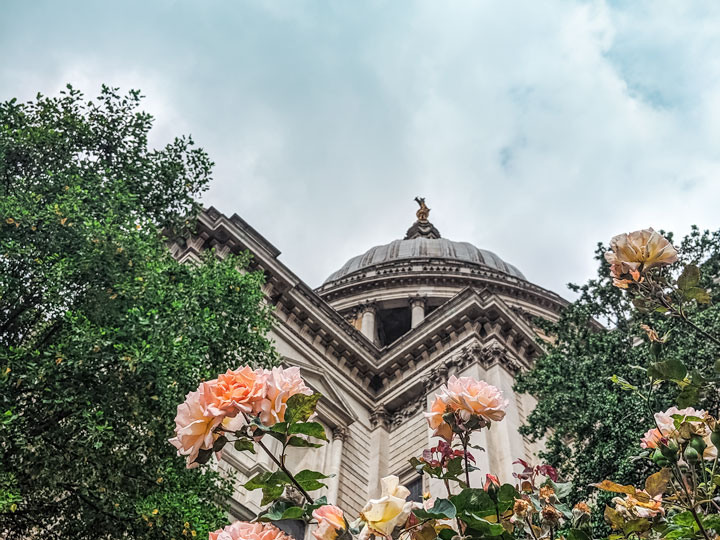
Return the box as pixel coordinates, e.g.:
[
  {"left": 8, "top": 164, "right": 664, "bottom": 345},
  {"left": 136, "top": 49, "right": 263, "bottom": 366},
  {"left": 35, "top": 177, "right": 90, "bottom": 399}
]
[
  {"left": 410, "top": 295, "right": 427, "bottom": 309},
  {"left": 332, "top": 426, "right": 348, "bottom": 442},
  {"left": 369, "top": 405, "right": 390, "bottom": 429},
  {"left": 359, "top": 301, "right": 378, "bottom": 315}
]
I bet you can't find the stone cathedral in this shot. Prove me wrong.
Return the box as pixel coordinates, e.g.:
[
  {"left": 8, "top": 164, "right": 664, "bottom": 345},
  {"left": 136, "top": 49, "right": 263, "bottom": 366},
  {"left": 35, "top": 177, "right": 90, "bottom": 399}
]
[{"left": 170, "top": 199, "right": 566, "bottom": 529}]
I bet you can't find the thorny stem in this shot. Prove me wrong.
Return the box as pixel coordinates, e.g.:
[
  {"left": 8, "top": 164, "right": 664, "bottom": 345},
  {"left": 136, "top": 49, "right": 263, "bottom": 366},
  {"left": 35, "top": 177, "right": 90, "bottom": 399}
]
[
  {"left": 255, "top": 438, "right": 315, "bottom": 505},
  {"left": 670, "top": 463, "right": 711, "bottom": 540},
  {"left": 461, "top": 433, "right": 471, "bottom": 488},
  {"left": 525, "top": 517, "right": 539, "bottom": 540}
]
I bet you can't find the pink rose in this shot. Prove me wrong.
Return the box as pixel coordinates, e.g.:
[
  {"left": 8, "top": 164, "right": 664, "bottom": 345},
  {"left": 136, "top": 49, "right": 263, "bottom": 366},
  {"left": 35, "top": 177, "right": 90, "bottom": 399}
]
[
  {"left": 439, "top": 376, "right": 508, "bottom": 422},
  {"left": 255, "top": 366, "right": 312, "bottom": 426},
  {"left": 424, "top": 396, "right": 453, "bottom": 441},
  {"left": 207, "top": 366, "right": 267, "bottom": 417},
  {"left": 210, "top": 521, "right": 293, "bottom": 540},
  {"left": 312, "top": 505, "right": 345, "bottom": 540},
  {"left": 169, "top": 382, "right": 224, "bottom": 468}
]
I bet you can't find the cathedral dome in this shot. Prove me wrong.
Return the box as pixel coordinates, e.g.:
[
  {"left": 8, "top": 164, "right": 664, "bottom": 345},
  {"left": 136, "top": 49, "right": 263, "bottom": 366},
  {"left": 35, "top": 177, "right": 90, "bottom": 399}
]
[{"left": 323, "top": 237, "right": 525, "bottom": 284}]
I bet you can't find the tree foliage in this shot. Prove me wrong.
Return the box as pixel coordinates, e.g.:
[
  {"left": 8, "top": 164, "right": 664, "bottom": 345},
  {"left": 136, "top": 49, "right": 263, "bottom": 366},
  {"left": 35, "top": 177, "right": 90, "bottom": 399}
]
[
  {"left": 515, "top": 227, "right": 720, "bottom": 525},
  {"left": 0, "top": 86, "right": 277, "bottom": 538}
]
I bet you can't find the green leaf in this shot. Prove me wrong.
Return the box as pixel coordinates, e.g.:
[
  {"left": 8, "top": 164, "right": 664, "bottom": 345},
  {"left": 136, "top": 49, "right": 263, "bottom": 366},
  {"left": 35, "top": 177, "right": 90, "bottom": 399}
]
[
  {"left": 288, "top": 421, "right": 328, "bottom": 441},
  {"left": 234, "top": 439, "right": 256, "bottom": 454},
  {"left": 451, "top": 488, "right": 495, "bottom": 516},
  {"left": 677, "top": 264, "right": 700, "bottom": 291},
  {"left": 244, "top": 471, "right": 273, "bottom": 491},
  {"left": 261, "top": 501, "right": 306, "bottom": 521},
  {"left": 294, "top": 469, "right": 329, "bottom": 491},
  {"left": 685, "top": 286, "right": 711, "bottom": 304},
  {"left": 604, "top": 505, "right": 625, "bottom": 530},
  {"left": 213, "top": 435, "right": 228, "bottom": 452},
  {"left": 647, "top": 358, "right": 687, "bottom": 382},
  {"left": 568, "top": 529, "right": 591, "bottom": 540},
  {"left": 413, "top": 498, "right": 457, "bottom": 520},
  {"left": 715, "top": 359, "right": 720, "bottom": 373},
  {"left": 287, "top": 436, "right": 323, "bottom": 448},
  {"left": 285, "top": 393, "right": 322, "bottom": 424}
]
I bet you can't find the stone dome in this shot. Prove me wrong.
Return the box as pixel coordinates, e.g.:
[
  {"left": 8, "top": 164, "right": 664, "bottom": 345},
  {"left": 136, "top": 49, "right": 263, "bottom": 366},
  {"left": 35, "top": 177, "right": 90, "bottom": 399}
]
[{"left": 324, "top": 237, "right": 525, "bottom": 284}]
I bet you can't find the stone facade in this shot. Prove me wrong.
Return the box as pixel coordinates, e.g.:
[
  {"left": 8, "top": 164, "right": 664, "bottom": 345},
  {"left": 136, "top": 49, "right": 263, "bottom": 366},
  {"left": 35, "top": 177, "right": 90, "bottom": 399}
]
[{"left": 169, "top": 205, "right": 567, "bottom": 531}]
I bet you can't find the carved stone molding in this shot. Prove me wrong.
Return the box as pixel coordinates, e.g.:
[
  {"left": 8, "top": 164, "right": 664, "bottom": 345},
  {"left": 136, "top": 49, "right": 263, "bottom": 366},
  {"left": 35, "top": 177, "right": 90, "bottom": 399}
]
[
  {"left": 369, "top": 405, "right": 390, "bottom": 429},
  {"left": 389, "top": 396, "right": 425, "bottom": 428}
]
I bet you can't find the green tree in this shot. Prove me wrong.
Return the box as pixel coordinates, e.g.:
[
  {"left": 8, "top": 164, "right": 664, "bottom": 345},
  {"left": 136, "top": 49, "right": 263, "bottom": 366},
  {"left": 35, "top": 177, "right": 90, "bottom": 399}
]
[
  {"left": 515, "top": 227, "right": 720, "bottom": 526},
  {"left": 0, "top": 86, "right": 277, "bottom": 538}
]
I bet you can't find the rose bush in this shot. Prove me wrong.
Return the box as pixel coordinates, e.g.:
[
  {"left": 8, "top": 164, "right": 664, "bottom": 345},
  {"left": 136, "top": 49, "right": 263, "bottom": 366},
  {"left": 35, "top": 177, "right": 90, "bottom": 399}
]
[{"left": 171, "top": 227, "right": 719, "bottom": 540}]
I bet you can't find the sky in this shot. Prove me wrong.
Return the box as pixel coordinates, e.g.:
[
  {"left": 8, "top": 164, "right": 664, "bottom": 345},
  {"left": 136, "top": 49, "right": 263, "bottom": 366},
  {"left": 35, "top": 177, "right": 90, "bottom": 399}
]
[{"left": 3, "top": 1, "right": 720, "bottom": 297}]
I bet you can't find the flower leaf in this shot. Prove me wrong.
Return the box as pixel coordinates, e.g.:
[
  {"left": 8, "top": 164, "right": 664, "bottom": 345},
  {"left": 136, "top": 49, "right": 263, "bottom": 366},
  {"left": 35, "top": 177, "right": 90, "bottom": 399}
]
[
  {"left": 677, "top": 264, "right": 700, "bottom": 291},
  {"left": 414, "top": 498, "right": 456, "bottom": 520},
  {"left": 285, "top": 393, "right": 322, "bottom": 424},
  {"left": 592, "top": 480, "right": 636, "bottom": 495},
  {"left": 288, "top": 421, "right": 328, "bottom": 441},
  {"left": 644, "top": 468, "right": 671, "bottom": 498}
]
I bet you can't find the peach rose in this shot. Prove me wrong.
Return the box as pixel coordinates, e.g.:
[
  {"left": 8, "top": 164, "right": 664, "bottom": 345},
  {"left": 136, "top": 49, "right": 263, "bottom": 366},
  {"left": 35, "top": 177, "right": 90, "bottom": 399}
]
[
  {"left": 641, "top": 407, "right": 716, "bottom": 460},
  {"left": 169, "top": 382, "right": 224, "bottom": 468},
  {"left": 439, "top": 375, "right": 508, "bottom": 423},
  {"left": 612, "top": 492, "right": 663, "bottom": 519},
  {"left": 256, "top": 366, "right": 312, "bottom": 426},
  {"left": 210, "top": 521, "right": 293, "bottom": 540},
  {"left": 604, "top": 228, "right": 677, "bottom": 279},
  {"left": 359, "top": 475, "right": 413, "bottom": 539},
  {"left": 207, "top": 366, "right": 267, "bottom": 417},
  {"left": 640, "top": 427, "right": 664, "bottom": 449},
  {"left": 312, "top": 505, "right": 345, "bottom": 540},
  {"left": 424, "top": 396, "right": 453, "bottom": 441}
]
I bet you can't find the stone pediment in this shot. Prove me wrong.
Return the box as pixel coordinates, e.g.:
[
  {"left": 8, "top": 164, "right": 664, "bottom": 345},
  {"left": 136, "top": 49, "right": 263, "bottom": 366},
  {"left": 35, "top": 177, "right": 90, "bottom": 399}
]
[
  {"left": 278, "top": 357, "right": 357, "bottom": 429},
  {"left": 374, "top": 287, "right": 544, "bottom": 381}
]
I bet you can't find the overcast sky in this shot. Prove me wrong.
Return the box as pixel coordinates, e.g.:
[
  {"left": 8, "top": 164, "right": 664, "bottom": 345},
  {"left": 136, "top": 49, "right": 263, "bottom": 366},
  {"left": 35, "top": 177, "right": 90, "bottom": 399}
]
[{"left": 3, "top": 1, "right": 720, "bottom": 297}]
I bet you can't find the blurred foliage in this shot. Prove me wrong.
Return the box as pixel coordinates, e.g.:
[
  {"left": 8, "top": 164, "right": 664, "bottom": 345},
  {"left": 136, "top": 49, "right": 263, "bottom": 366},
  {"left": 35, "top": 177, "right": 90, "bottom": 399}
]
[
  {"left": 0, "top": 86, "right": 277, "bottom": 538},
  {"left": 516, "top": 226, "right": 720, "bottom": 531}
]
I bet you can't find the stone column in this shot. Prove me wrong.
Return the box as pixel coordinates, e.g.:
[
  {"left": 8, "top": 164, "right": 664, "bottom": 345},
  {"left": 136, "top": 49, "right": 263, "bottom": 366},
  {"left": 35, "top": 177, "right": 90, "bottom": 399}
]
[
  {"left": 368, "top": 406, "right": 390, "bottom": 497},
  {"left": 360, "top": 303, "right": 378, "bottom": 343},
  {"left": 410, "top": 297, "right": 426, "bottom": 328},
  {"left": 326, "top": 427, "right": 347, "bottom": 504}
]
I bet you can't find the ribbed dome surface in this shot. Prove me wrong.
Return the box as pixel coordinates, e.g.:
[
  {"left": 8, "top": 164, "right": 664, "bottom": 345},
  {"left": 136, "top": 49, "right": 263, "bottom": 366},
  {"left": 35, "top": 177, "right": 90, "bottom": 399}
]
[{"left": 324, "top": 237, "right": 525, "bottom": 283}]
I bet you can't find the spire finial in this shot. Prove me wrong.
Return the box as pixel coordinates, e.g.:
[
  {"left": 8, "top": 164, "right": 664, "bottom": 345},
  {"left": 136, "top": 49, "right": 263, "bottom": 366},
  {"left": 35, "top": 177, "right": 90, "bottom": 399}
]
[
  {"left": 414, "top": 196, "right": 430, "bottom": 221},
  {"left": 405, "top": 197, "right": 441, "bottom": 239}
]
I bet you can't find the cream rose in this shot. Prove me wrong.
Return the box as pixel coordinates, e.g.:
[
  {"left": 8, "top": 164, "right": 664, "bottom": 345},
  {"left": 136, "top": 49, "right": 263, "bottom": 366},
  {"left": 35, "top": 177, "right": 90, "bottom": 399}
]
[
  {"left": 169, "top": 382, "right": 224, "bottom": 468},
  {"left": 604, "top": 228, "right": 677, "bottom": 279},
  {"left": 359, "top": 475, "right": 413, "bottom": 539},
  {"left": 255, "top": 366, "right": 313, "bottom": 426},
  {"left": 210, "top": 521, "right": 293, "bottom": 540},
  {"left": 312, "top": 505, "right": 345, "bottom": 540}
]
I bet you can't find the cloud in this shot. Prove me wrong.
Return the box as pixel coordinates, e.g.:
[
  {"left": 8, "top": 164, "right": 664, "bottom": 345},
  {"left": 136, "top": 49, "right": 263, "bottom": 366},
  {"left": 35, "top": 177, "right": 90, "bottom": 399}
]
[{"left": 2, "top": 0, "right": 719, "bottom": 297}]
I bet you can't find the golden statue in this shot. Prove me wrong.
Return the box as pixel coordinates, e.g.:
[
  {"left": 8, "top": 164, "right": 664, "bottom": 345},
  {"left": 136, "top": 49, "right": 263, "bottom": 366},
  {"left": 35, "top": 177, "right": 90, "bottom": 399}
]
[{"left": 414, "top": 196, "right": 430, "bottom": 221}]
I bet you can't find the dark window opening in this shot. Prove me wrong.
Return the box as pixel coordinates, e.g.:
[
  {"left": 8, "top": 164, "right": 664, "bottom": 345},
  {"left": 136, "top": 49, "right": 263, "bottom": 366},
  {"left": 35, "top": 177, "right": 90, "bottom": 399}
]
[
  {"left": 377, "top": 307, "right": 411, "bottom": 346},
  {"left": 406, "top": 476, "right": 423, "bottom": 502},
  {"left": 276, "top": 519, "right": 306, "bottom": 540}
]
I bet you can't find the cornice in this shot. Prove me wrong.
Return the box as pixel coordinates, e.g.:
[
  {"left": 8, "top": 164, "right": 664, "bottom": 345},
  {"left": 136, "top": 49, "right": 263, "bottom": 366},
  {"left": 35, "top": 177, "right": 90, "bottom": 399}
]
[{"left": 316, "top": 260, "right": 567, "bottom": 315}]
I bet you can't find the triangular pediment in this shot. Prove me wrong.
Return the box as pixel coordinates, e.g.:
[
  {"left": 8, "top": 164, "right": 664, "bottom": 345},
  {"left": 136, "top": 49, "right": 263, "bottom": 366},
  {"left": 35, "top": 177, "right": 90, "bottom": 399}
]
[
  {"left": 279, "top": 357, "right": 357, "bottom": 428},
  {"left": 377, "top": 287, "right": 544, "bottom": 376}
]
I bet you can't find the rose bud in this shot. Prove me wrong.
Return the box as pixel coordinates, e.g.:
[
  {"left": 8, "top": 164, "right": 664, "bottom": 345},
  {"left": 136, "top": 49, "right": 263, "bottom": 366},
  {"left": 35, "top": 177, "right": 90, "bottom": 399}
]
[
  {"left": 652, "top": 449, "right": 670, "bottom": 467},
  {"left": 688, "top": 434, "right": 706, "bottom": 456},
  {"left": 711, "top": 430, "right": 720, "bottom": 450},
  {"left": 659, "top": 439, "right": 678, "bottom": 461},
  {"left": 683, "top": 446, "right": 700, "bottom": 465}
]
